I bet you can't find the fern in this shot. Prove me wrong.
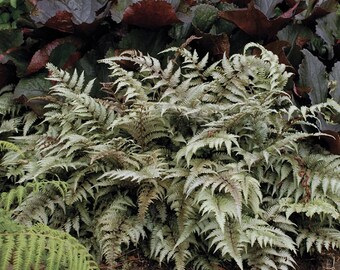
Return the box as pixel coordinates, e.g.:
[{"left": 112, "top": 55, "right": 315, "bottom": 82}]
[
  {"left": 0, "top": 208, "right": 98, "bottom": 270},
  {"left": 95, "top": 194, "right": 145, "bottom": 266},
  {"left": 0, "top": 43, "right": 339, "bottom": 269}
]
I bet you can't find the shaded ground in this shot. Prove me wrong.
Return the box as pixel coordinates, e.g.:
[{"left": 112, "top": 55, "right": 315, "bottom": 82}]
[
  {"left": 107, "top": 249, "right": 340, "bottom": 270},
  {"left": 295, "top": 250, "right": 340, "bottom": 270}
]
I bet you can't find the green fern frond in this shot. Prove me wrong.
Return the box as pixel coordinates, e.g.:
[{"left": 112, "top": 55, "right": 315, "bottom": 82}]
[
  {"left": 0, "top": 140, "right": 21, "bottom": 153},
  {"left": 0, "top": 209, "right": 98, "bottom": 270}
]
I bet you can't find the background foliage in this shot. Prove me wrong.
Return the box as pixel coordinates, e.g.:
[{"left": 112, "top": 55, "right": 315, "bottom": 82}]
[{"left": 0, "top": 0, "right": 340, "bottom": 269}]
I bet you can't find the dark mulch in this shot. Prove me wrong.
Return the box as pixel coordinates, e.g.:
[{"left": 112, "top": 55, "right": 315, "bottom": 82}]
[
  {"left": 295, "top": 250, "right": 340, "bottom": 270},
  {"left": 101, "top": 249, "right": 340, "bottom": 270}
]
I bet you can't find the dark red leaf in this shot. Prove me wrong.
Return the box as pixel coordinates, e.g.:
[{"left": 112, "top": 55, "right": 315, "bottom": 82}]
[
  {"left": 219, "top": 1, "right": 299, "bottom": 39},
  {"left": 45, "top": 11, "right": 74, "bottom": 33},
  {"left": 26, "top": 37, "right": 82, "bottom": 75},
  {"left": 293, "top": 83, "right": 311, "bottom": 97},
  {"left": 193, "top": 28, "right": 230, "bottom": 59},
  {"left": 62, "top": 51, "right": 82, "bottom": 70},
  {"left": 26, "top": 97, "right": 54, "bottom": 116},
  {"left": 320, "top": 130, "right": 340, "bottom": 155},
  {"left": 122, "top": 0, "right": 180, "bottom": 28},
  {"left": 265, "top": 40, "right": 295, "bottom": 73},
  {"left": 27, "top": 0, "right": 37, "bottom": 5}
]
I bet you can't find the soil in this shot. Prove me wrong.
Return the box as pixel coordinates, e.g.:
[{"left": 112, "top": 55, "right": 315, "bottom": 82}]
[
  {"left": 295, "top": 250, "right": 340, "bottom": 270},
  {"left": 104, "top": 250, "right": 340, "bottom": 270}
]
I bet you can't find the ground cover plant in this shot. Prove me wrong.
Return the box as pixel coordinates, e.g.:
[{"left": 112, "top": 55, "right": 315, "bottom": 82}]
[
  {"left": 1, "top": 42, "right": 340, "bottom": 269},
  {"left": 0, "top": 0, "right": 340, "bottom": 269}
]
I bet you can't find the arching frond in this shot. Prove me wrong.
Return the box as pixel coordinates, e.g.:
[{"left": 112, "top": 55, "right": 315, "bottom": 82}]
[{"left": 0, "top": 208, "right": 98, "bottom": 270}]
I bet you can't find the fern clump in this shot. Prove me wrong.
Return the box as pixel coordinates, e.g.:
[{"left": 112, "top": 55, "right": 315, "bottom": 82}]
[{"left": 0, "top": 43, "right": 339, "bottom": 269}]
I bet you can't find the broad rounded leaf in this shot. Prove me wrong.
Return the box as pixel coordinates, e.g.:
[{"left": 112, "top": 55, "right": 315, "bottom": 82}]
[
  {"left": 118, "top": 28, "right": 168, "bottom": 56},
  {"left": 265, "top": 40, "right": 295, "bottom": 73},
  {"left": 30, "top": 0, "right": 106, "bottom": 28},
  {"left": 26, "top": 37, "right": 82, "bottom": 75},
  {"left": 0, "top": 48, "right": 31, "bottom": 78},
  {"left": 299, "top": 49, "right": 328, "bottom": 104},
  {"left": 0, "top": 29, "right": 24, "bottom": 54},
  {"left": 192, "top": 4, "right": 218, "bottom": 33},
  {"left": 277, "top": 24, "right": 314, "bottom": 47},
  {"left": 320, "top": 130, "right": 340, "bottom": 155},
  {"left": 193, "top": 27, "right": 230, "bottom": 59},
  {"left": 44, "top": 10, "right": 74, "bottom": 33},
  {"left": 122, "top": 0, "right": 180, "bottom": 28},
  {"left": 110, "top": 0, "right": 133, "bottom": 23},
  {"left": 219, "top": 1, "right": 298, "bottom": 39},
  {"left": 316, "top": 12, "right": 340, "bottom": 46},
  {"left": 14, "top": 73, "right": 51, "bottom": 101},
  {"left": 297, "top": 0, "right": 338, "bottom": 24}
]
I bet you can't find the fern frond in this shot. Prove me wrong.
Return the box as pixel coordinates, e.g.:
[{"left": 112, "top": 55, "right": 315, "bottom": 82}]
[
  {"left": 150, "top": 224, "right": 191, "bottom": 270},
  {"left": 296, "top": 228, "right": 340, "bottom": 253},
  {"left": 202, "top": 219, "right": 244, "bottom": 269},
  {"left": 0, "top": 209, "right": 98, "bottom": 270},
  {"left": 0, "top": 140, "right": 21, "bottom": 153},
  {"left": 46, "top": 64, "right": 95, "bottom": 95},
  {"left": 95, "top": 194, "right": 145, "bottom": 265}
]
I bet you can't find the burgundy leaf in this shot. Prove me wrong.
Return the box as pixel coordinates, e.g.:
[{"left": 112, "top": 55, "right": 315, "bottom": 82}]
[
  {"left": 320, "top": 130, "right": 340, "bottom": 155},
  {"left": 45, "top": 10, "right": 74, "bottom": 33},
  {"left": 265, "top": 40, "right": 295, "bottom": 73},
  {"left": 219, "top": 1, "right": 299, "bottom": 39},
  {"left": 62, "top": 51, "right": 82, "bottom": 70},
  {"left": 26, "top": 37, "right": 82, "bottom": 75},
  {"left": 293, "top": 83, "right": 311, "bottom": 98},
  {"left": 193, "top": 28, "right": 230, "bottom": 59},
  {"left": 122, "top": 0, "right": 181, "bottom": 28}
]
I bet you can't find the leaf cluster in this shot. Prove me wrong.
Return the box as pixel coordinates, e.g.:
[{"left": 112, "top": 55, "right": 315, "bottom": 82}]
[
  {"left": 1, "top": 43, "right": 339, "bottom": 269},
  {"left": 0, "top": 0, "right": 339, "bottom": 127}
]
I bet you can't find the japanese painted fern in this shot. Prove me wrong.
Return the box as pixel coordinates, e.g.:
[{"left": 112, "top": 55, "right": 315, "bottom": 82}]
[{"left": 0, "top": 43, "right": 339, "bottom": 269}]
